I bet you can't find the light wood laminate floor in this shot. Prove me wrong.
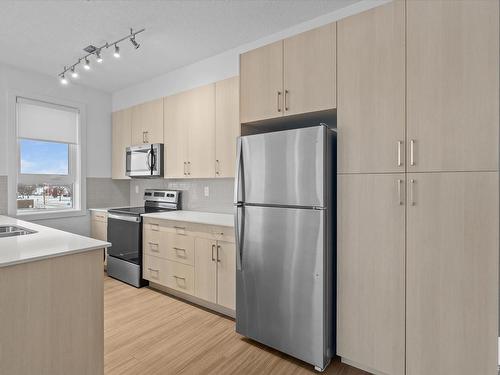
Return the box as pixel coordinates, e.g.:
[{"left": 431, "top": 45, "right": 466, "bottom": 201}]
[{"left": 104, "top": 275, "right": 369, "bottom": 375}]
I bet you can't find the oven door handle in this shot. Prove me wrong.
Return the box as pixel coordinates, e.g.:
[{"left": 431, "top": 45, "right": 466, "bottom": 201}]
[{"left": 108, "top": 213, "right": 141, "bottom": 223}]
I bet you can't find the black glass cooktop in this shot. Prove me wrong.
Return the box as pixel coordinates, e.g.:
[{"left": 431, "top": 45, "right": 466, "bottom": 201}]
[{"left": 108, "top": 206, "right": 176, "bottom": 216}]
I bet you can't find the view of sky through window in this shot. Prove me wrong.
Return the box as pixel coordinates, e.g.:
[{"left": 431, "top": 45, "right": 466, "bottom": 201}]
[{"left": 19, "top": 139, "right": 69, "bottom": 175}]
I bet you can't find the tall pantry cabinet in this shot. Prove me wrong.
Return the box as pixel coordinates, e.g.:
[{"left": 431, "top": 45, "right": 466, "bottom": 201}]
[{"left": 337, "top": 1, "right": 499, "bottom": 375}]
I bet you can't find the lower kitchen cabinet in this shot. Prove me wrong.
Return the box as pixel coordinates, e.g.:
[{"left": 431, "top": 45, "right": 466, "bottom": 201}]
[
  {"left": 406, "top": 171, "right": 498, "bottom": 375},
  {"left": 337, "top": 173, "right": 405, "bottom": 375},
  {"left": 90, "top": 211, "right": 108, "bottom": 266},
  {"left": 143, "top": 218, "right": 235, "bottom": 315}
]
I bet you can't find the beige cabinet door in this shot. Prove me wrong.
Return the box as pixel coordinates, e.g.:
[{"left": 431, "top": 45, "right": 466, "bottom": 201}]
[
  {"left": 337, "top": 1, "right": 405, "bottom": 174},
  {"left": 163, "top": 95, "right": 189, "bottom": 178},
  {"left": 283, "top": 23, "right": 336, "bottom": 116},
  {"left": 111, "top": 108, "right": 131, "bottom": 179},
  {"left": 406, "top": 172, "right": 498, "bottom": 375},
  {"left": 215, "top": 76, "right": 240, "bottom": 178},
  {"left": 90, "top": 220, "right": 107, "bottom": 242},
  {"left": 187, "top": 84, "right": 216, "bottom": 178},
  {"left": 407, "top": 0, "right": 499, "bottom": 172},
  {"left": 337, "top": 173, "right": 405, "bottom": 375},
  {"left": 216, "top": 241, "right": 235, "bottom": 310},
  {"left": 240, "top": 40, "right": 283, "bottom": 123},
  {"left": 194, "top": 238, "right": 217, "bottom": 304},
  {"left": 131, "top": 98, "right": 164, "bottom": 145}
]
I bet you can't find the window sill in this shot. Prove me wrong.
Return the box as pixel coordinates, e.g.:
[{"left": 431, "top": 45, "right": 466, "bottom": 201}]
[{"left": 16, "top": 208, "right": 87, "bottom": 221}]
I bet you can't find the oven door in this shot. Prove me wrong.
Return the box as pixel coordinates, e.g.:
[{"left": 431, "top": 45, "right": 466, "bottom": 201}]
[{"left": 107, "top": 214, "right": 142, "bottom": 265}]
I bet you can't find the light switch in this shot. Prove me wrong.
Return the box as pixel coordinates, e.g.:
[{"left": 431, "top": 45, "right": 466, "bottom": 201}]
[{"left": 204, "top": 186, "right": 209, "bottom": 197}]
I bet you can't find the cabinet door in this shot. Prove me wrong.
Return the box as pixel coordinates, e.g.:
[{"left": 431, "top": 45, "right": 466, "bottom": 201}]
[
  {"left": 131, "top": 98, "right": 164, "bottom": 145},
  {"left": 406, "top": 172, "right": 498, "bottom": 375},
  {"left": 337, "top": 173, "right": 405, "bottom": 375},
  {"left": 283, "top": 23, "right": 335, "bottom": 116},
  {"left": 188, "top": 84, "right": 216, "bottom": 178},
  {"left": 215, "top": 76, "right": 240, "bottom": 178},
  {"left": 240, "top": 41, "right": 283, "bottom": 123},
  {"left": 216, "top": 241, "right": 235, "bottom": 310},
  {"left": 111, "top": 109, "right": 131, "bottom": 179},
  {"left": 337, "top": 1, "right": 405, "bottom": 173},
  {"left": 407, "top": 0, "right": 499, "bottom": 172},
  {"left": 163, "top": 95, "right": 189, "bottom": 178},
  {"left": 194, "top": 238, "right": 217, "bottom": 303}
]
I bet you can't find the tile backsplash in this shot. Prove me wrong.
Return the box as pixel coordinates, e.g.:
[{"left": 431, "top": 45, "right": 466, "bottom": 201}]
[{"left": 130, "top": 178, "right": 234, "bottom": 214}]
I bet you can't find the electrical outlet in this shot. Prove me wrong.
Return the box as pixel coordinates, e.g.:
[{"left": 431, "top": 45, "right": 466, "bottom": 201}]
[
  {"left": 135, "top": 185, "right": 139, "bottom": 194},
  {"left": 204, "top": 186, "right": 209, "bottom": 197}
]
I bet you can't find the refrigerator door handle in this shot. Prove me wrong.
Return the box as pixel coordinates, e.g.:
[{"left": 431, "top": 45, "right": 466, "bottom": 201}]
[
  {"left": 235, "top": 204, "right": 244, "bottom": 271},
  {"left": 234, "top": 137, "right": 244, "bottom": 204}
]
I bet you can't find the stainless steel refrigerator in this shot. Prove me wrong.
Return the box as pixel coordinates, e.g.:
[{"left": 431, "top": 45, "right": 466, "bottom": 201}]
[{"left": 234, "top": 124, "right": 336, "bottom": 372}]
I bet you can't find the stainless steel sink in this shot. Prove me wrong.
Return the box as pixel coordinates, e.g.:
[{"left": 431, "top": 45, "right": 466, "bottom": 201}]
[{"left": 0, "top": 225, "right": 37, "bottom": 238}]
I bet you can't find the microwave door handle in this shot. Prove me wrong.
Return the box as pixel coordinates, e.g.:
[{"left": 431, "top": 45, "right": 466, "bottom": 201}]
[
  {"left": 146, "top": 149, "right": 152, "bottom": 171},
  {"left": 150, "top": 148, "right": 156, "bottom": 170}
]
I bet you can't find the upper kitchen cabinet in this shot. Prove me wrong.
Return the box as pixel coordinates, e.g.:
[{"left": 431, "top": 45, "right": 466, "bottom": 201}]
[
  {"left": 163, "top": 84, "right": 216, "bottom": 178},
  {"left": 337, "top": 1, "right": 405, "bottom": 174},
  {"left": 407, "top": 0, "right": 499, "bottom": 172},
  {"left": 187, "top": 84, "right": 216, "bottom": 178},
  {"left": 215, "top": 76, "right": 240, "bottom": 178},
  {"left": 240, "top": 23, "right": 336, "bottom": 123},
  {"left": 240, "top": 41, "right": 283, "bottom": 123},
  {"left": 283, "top": 23, "right": 335, "bottom": 116},
  {"left": 131, "top": 98, "right": 164, "bottom": 145},
  {"left": 111, "top": 108, "right": 131, "bottom": 179}
]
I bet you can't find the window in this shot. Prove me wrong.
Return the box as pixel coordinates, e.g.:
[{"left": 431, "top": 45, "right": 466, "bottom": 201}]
[{"left": 16, "top": 98, "right": 81, "bottom": 214}]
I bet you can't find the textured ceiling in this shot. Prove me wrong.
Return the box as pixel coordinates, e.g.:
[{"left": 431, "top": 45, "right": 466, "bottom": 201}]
[{"left": 0, "top": 0, "right": 360, "bottom": 92}]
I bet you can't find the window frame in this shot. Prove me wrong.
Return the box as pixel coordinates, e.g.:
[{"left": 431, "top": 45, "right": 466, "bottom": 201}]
[{"left": 7, "top": 92, "right": 87, "bottom": 220}]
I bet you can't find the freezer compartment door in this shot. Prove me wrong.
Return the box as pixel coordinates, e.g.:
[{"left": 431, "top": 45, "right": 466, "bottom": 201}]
[
  {"left": 239, "top": 126, "right": 326, "bottom": 207},
  {"left": 236, "top": 205, "right": 330, "bottom": 368}
]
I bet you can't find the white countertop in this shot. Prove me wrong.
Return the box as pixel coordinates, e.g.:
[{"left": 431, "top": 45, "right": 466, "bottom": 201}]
[
  {"left": 0, "top": 215, "right": 110, "bottom": 268},
  {"left": 141, "top": 210, "right": 234, "bottom": 227}
]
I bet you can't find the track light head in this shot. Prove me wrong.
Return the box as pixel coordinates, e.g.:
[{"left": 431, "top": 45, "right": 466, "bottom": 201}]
[
  {"left": 70, "top": 66, "right": 78, "bottom": 79},
  {"left": 113, "top": 44, "right": 120, "bottom": 58},
  {"left": 83, "top": 58, "right": 90, "bottom": 70},
  {"left": 60, "top": 74, "right": 68, "bottom": 85},
  {"left": 96, "top": 50, "right": 103, "bottom": 63},
  {"left": 130, "top": 36, "right": 140, "bottom": 49}
]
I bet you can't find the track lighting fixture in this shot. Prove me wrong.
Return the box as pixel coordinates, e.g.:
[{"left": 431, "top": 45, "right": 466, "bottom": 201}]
[
  {"left": 130, "top": 36, "right": 140, "bottom": 49},
  {"left": 58, "top": 27, "right": 144, "bottom": 84}
]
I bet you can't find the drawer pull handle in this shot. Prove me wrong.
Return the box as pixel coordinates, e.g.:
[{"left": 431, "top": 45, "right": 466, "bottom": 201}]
[
  {"left": 173, "top": 275, "right": 186, "bottom": 288},
  {"left": 174, "top": 226, "right": 186, "bottom": 230},
  {"left": 148, "top": 242, "right": 159, "bottom": 251},
  {"left": 211, "top": 244, "right": 216, "bottom": 262},
  {"left": 147, "top": 267, "right": 160, "bottom": 278},
  {"left": 174, "top": 247, "right": 187, "bottom": 258},
  {"left": 150, "top": 224, "right": 160, "bottom": 231},
  {"left": 216, "top": 245, "right": 221, "bottom": 262}
]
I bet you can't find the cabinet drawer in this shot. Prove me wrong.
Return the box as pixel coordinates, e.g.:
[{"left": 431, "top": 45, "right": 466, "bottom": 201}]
[
  {"left": 144, "top": 218, "right": 234, "bottom": 242},
  {"left": 143, "top": 254, "right": 167, "bottom": 284},
  {"left": 144, "top": 230, "right": 195, "bottom": 265},
  {"left": 165, "top": 260, "right": 195, "bottom": 295}
]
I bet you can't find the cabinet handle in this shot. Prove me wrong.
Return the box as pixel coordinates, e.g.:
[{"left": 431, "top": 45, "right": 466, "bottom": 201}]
[
  {"left": 277, "top": 91, "right": 282, "bottom": 112},
  {"left": 215, "top": 159, "right": 220, "bottom": 175},
  {"left": 410, "top": 139, "right": 415, "bottom": 166},
  {"left": 173, "top": 275, "right": 186, "bottom": 287},
  {"left": 187, "top": 161, "right": 191, "bottom": 175},
  {"left": 174, "top": 247, "right": 187, "bottom": 258},
  {"left": 148, "top": 242, "right": 159, "bottom": 251},
  {"left": 216, "top": 245, "right": 221, "bottom": 262},
  {"left": 284, "top": 90, "right": 289, "bottom": 111},
  {"left": 150, "top": 223, "right": 159, "bottom": 231},
  {"left": 397, "top": 141, "right": 403, "bottom": 167},
  {"left": 183, "top": 161, "right": 187, "bottom": 175},
  {"left": 409, "top": 179, "right": 416, "bottom": 206},
  {"left": 142, "top": 131, "right": 145, "bottom": 143},
  {"left": 211, "top": 244, "right": 216, "bottom": 261},
  {"left": 397, "top": 179, "right": 403, "bottom": 205}
]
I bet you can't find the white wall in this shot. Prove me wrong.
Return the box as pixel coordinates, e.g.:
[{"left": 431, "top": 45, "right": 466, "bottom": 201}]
[
  {"left": 112, "top": 0, "right": 390, "bottom": 111},
  {"left": 0, "top": 62, "right": 112, "bottom": 235}
]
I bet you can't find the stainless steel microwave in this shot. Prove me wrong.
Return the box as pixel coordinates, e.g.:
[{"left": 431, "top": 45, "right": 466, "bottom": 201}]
[{"left": 126, "top": 144, "right": 164, "bottom": 178}]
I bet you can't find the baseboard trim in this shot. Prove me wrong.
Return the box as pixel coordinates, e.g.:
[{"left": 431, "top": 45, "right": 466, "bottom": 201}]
[{"left": 341, "top": 357, "right": 390, "bottom": 375}]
